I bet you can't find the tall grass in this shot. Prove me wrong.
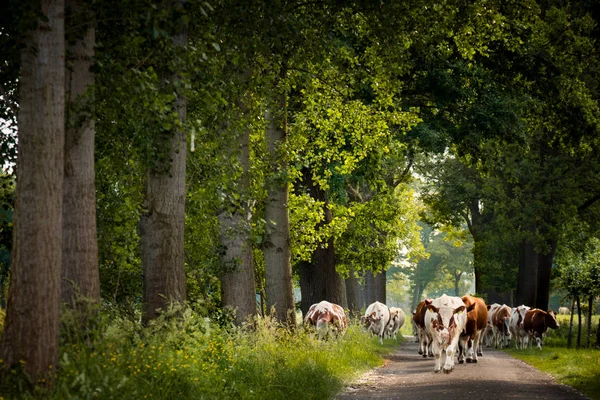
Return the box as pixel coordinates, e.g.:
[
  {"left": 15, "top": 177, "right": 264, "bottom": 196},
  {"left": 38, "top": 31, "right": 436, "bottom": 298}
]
[{"left": 0, "top": 306, "right": 396, "bottom": 400}]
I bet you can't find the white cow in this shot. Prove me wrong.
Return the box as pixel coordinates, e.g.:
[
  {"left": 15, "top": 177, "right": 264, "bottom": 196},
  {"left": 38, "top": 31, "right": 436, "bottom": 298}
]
[
  {"left": 509, "top": 305, "right": 531, "bottom": 350},
  {"left": 363, "top": 301, "right": 391, "bottom": 345},
  {"left": 424, "top": 294, "right": 469, "bottom": 373},
  {"left": 385, "top": 307, "right": 406, "bottom": 341}
]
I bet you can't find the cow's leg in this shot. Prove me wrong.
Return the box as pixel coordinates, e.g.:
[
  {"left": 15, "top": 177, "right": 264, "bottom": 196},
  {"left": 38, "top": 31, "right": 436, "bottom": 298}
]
[
  {"left": 432, "top": 343, "right": 442, "bottom": 373},
  {"left": 458, "top": 338, "right": 466, "bottom": 364},
  {"left": 443, "top": 345, "right": 456, "bottom": 373},
  {"left": 470, "top": 332, "right": 481, "bottom": 362},
  {"left": 536, "top": 335, "right": 542, "bottom": 350}
]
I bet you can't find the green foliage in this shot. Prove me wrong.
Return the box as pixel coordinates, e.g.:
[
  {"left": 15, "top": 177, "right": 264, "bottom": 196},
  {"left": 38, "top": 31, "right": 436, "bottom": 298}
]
[{"left": 1, "top": 306, "right": 392, "bottom": 399}]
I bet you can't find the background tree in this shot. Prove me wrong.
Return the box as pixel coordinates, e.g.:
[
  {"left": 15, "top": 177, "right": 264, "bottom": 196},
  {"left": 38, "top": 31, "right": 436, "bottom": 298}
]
[{"left": 0, "top": 0, "right": 65, "bottom": 384}]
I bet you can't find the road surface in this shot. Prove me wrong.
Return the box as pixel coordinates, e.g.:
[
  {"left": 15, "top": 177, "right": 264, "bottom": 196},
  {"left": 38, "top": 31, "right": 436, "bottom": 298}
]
[{"left": 337, "top": 336, "right": 590, "bottom": 400}]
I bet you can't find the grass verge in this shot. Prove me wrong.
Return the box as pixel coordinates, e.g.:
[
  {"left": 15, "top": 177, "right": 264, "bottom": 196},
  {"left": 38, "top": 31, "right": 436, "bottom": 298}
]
[{"left": 505, "top": 345, "right": 600, "bottom": 399}]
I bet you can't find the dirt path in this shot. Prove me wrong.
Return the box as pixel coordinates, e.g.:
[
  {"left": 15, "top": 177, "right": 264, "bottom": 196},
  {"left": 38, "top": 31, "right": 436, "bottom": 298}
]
[{"left": 337, "top": 336, "right": 590, "bottom": 400}]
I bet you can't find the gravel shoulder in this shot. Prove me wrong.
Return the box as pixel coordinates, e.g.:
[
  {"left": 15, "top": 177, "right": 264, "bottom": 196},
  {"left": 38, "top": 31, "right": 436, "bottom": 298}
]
[{"left": 336, "top": 336, "right": 590, "bottom": 400}]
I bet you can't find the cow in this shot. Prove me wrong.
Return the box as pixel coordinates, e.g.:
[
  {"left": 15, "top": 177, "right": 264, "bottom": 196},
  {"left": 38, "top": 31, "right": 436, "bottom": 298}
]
[
  {"left": 458, "top": 295, "right": 487, "bottom": 364},
  {"left": 558, "top": 306, "right": 570, "bottom": 315},
  {"left": 385, "top": 307, "right": 406, "bottom": 341},
  {"left": 424, "top": 294, "right": 470, "bottom": 373},
  {"left": 523, "top": 309, "right": 559, "bottom": 350},
  {"left": 412, "top": 299, "right": 433, "bottom": 357},
  {"left": 484, "top": 303, "right": 500, "bottom": 347},
  {"left": 364, "top": 301, "right": 391, "bottom": 345},
  {"left": 491, "top": 304, "right": 512, "bottom": 348},
  {"left": 304, "top": 300, "right": 347, "bottom": 340},
  {"left": 509, "top": 304, "right": 531, "bottom": 350}
]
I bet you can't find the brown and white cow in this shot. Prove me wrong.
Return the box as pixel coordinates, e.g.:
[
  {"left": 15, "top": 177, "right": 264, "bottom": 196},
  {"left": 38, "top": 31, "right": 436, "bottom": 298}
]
[
  {"left": 413, "top": 299, "right": 433, "bottom": 357},
  {"left": 458, "top": 295, "right": 487, "bottom": 364},
  {"left": 523, "top": 308, "right": 559, "bottom": 350},
  {"left": 364, "top": 301, "right": 391, "bottom": 345},
  {"left": 424, "top": 294, "right": 470, "bottom": 373},
  {"left": 558, "top": 306, "right": 570, "bottom": 315},
  {"left": 509, "top": 304, "right": 531, "bottom": 350},
  {"left": 385, "top": 307, "right": 406, "bottom": 341},
  {"left": 491, "top": 304, "right": 512, "bottom": 348},
  {"left": 484, "top": 303, "right": 500, "bottom": 347},
  {"left": 304, "top": 300, "right": 347, "bottom": 340}
]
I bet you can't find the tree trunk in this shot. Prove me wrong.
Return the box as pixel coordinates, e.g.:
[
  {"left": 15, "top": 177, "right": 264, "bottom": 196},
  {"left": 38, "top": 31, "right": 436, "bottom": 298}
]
[
  {"left": 140, "top": 20, "right": 188, "bottom": 322},
  {"left": 374, "top": 270, "right": 386, "bottom": 303},
  {"left": 298, "top": 260, "right": 324, "bottom": 317},
  {"left": 535, "top": 239, "right": 557, "bottom": 310},
  {"left": 218, "top": 116, "right": 256, "bottom": 326},
  {"left": 568, "top": 297, "right": 575, "bottom": 348},
  {"left": 0, "top": 0, "right": 64, "bottom": 384},
  {"left": 577, "top": 296, "right": 582, "bottom": 349},
  {"left": 516, "top": 237, "right": 537, "bottom": 307},
  {"left": 586, "top": 296, "right": 593, "bottom": 348},
  {"left": 263, "top": 100, "right": 295, "bottom": 325},
  {"left": 595, "top": 318, "right": 600, "bottom": 349},
  {"left": 365, "top": 270, "right": 377, "bottom": 305},
  {"left": 62, "top": 0, "right": 100, "bottom": 308},
  {"left": 345, "top": 268, "right": 360, "bottom": 315}
]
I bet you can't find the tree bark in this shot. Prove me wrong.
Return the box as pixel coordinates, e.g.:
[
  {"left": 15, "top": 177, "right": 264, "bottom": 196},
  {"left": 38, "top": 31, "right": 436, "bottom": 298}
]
[
  {"left": 586, "top": 296, "right": 593, "bottom": 348},
  {"left": 595, "top": 318, "right": 600, "bottom": 349},
  {"left": 218, "top": 125, "right": 256, "bottom": 325},
  {"left": 298, "top": 260, "right": 324, "bottom": 317},
  {"left": 345, "top": 268, "right": 360, "bottom": 315},
  {"left": 577, "top": 296, "right": 582, "bottom": 349},
  {"left": 374, "top": 270, "right": 386, "bottom": 303},
  {"left": 62, "top": 0, "right": 100, "bottom": 308},
  {"left": 365, "top": 270, "right": 377, "bottom": 305},
  {"left": 0, "top": 0, "right": 64, "bottom": 384},
  {"left": 516, "top": 236, "right": 537, "bottom": 307},
  {"left": 568, "top": 297, "right": 575, "bottom": 348},
  {"left": 263, "top": 97, "right": 295, "bottom": 325},
  {"left": 141, "top": 19, "right": 188, "bottom": 322},
  {"left": 535, "top": 239, "right": 557, "bottom": 310}
]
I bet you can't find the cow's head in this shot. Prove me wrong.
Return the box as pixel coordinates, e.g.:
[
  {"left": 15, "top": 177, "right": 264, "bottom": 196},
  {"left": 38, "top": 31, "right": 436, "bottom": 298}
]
[
  {"left": 546, "top": 310, "right": 559, "bottom": 329},
  {"left": 427, "top": 304, "right": 466, "bottom": 344},
  {"left": 364, "top": 311, "right": 380, "bottom": 328}
]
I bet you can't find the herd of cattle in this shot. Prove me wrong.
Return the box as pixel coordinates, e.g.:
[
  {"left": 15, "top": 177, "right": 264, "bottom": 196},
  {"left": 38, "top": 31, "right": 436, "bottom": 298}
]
[{"left": 304, "top": 294, "right": 560, "bottom": 374}]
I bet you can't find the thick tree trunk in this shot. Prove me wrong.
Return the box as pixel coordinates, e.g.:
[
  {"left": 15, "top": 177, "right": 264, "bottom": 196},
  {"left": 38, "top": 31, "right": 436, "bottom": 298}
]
[
  {"left": 141, "top": 22, "right": 188, "bottom": 322},
  {"left": 516, "top": 237, "right": 537, "bottom": 307},
  {"left": 218, "top": 117, "right": 256, "bottom": 325},
  {"left": 535, "top": 239, "right": 557, "bottom": 310},
  {"left": 345, "top": 268, "right": 360, "bottom": 315},
  {"left": 62, "top": 0, "right": 100, "bottom": 308},
  {"left": 298, "top": 260, "right": 324, "bottom": 317},
  {"left": 374, "top": 270, "right": 386, "bottom": 303},
  {"left": 595, "top": 318, "right": 600, "bottom": 349},
  {"left": 365, "top": 270, "right": 377, "bottom": 305},
  {"left": 0, "top": 0, "right": 64, "bottom": 383},
  {"left": 263, "top": 103, "right": 295, "bottom": 325}
]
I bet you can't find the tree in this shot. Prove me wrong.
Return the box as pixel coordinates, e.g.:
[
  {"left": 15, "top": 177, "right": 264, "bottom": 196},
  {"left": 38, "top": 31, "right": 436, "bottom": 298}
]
[
  {"left": 0, "top": 0, "right": 65, "bottom": 384},
  {"left": 140, "top": 2, "right": 189, "bottom": 321},
  {"left": 61, "top": 0, "right": 100, "bottom": 308}
]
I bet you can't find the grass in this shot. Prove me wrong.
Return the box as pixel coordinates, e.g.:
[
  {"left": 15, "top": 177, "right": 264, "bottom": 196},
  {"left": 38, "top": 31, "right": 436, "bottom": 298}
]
[
  {"left": 504, "top": 314, "right": 600, "bottom": 400},
  {"left": 0, "top": 306, "right": 401, "bottom": 400}
]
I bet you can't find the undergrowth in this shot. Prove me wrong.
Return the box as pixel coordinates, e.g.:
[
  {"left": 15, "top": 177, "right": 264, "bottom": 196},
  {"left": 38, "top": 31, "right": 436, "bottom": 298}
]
[{"left": 0, "top": 305, "right": 395, "bottom": 400}]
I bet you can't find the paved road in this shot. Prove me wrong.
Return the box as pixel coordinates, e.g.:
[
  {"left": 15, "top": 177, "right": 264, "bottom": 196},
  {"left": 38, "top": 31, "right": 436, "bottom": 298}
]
[{"left": 337, "top": 336, "right": 590, "bottom": 400}]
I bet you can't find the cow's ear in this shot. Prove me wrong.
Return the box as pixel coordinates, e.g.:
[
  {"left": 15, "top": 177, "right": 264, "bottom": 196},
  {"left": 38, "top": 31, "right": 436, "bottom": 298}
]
[
  {"left": 454, "top": 305, "right": 466, "bottom": 315},
  {"left": 427, "top": 305, "right": 439, "bottom": 314},
  {"left": 486, "top": 305, "right": 491, "bottom": 310},
  {"left": 467, "top": 303, "right": 476, "bottom": 313}
]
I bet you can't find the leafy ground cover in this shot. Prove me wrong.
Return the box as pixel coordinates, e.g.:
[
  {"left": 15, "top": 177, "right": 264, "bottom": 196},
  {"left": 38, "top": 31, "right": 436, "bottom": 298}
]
[{"left": 0, "top": 306, "right": 399, "bottom": 400}]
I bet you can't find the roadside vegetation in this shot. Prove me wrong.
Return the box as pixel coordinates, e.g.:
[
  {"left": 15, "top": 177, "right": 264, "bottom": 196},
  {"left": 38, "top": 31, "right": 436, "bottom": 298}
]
[
  {"left": 0, "top": 306, "right": 399, "bottom": 400},
  {"left": 504, "top": 314, "right": 600, "bottom": 400}
]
